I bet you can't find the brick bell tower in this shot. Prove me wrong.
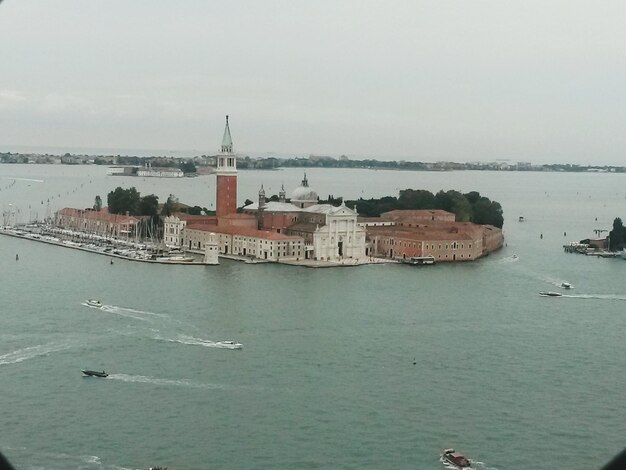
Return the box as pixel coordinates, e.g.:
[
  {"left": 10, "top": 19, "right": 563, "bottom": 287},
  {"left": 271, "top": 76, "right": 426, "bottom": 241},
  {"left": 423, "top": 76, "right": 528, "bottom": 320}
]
[{"left": 215, "top": 115, "right": 237, "bottom": 218}]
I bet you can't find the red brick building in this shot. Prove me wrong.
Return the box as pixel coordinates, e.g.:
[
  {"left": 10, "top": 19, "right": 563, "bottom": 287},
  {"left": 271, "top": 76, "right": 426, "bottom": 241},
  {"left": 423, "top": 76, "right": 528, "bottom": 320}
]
[{"left": 54, "top": 207, "right": 143, "bottom": 238}]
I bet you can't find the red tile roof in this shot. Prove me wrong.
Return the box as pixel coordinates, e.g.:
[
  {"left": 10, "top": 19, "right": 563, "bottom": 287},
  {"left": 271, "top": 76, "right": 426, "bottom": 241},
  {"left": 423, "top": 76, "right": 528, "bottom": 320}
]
[
  {"left": 382, "top": 209, "right": 455, "bottom": 218},
  {"left": 367, "top": 222, "right": 485, "bottom": 241},
  {"left": 186, "top": 223, "right": 302, "bottom": 241},
  {"left": 172, "top": 212, "right": 217, "bottom": 224}
]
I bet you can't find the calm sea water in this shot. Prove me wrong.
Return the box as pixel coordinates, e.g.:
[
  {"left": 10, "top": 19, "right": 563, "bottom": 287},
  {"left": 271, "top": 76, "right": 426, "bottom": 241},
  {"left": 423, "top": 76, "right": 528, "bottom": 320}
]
[{"left": 1, "top": 165, "right": 625, "bottom": 469}]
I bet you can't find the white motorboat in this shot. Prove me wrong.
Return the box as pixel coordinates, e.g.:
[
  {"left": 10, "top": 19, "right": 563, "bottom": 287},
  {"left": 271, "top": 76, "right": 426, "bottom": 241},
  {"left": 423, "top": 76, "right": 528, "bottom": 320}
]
[
  {"left": 215, "top": 340, "right": 243, "bottom": 349},
  {"left": 85, "top": 299, "right": 103, "bottom": 308},
  {"left": 561, "top": 282, "right": 572, "bottom": 289}
]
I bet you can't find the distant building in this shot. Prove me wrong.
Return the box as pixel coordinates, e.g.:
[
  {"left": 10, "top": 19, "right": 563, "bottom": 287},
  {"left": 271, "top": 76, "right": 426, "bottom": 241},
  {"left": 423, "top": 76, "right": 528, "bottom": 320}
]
[
  {"left": 163, "top": 213, "right": 217, "bottom": 247},
  {"left": 54, "top": 207, "right": 143, "bottom": 238},
  {"left": 137, "top": 166, "right": 183, "bottom": 178},
  {"left": 183, "top": 224, "right": 304, "bottom": 261}
]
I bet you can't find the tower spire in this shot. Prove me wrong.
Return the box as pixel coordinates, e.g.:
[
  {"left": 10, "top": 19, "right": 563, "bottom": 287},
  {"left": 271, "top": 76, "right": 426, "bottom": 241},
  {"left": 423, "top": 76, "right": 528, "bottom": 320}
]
[{"left": 221, "top": 115, "right": 233, "bottom": 154}]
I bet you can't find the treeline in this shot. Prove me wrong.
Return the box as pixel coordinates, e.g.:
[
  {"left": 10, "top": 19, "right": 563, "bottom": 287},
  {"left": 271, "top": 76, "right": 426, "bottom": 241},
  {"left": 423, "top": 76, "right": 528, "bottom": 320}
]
[
  {"left": 323, "top": 189, "right": 504, "bottom": 228},
  {"left": 103, "top": 187, "right": 209, "bottom": 217}
]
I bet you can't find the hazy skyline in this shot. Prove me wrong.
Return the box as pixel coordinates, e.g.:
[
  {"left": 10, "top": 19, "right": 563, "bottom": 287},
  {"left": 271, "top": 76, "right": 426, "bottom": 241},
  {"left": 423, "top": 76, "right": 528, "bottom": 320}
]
[{"left": 2, "top": 1, "right": 626, "bottom": 164}]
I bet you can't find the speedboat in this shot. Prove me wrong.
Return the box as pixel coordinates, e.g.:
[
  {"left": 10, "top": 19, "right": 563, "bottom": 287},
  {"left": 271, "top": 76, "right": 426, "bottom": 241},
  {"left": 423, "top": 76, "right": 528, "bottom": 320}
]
[
  {"left": 215, "top": 340, "right": 243, "bottom": 349},
  {"left": 82, "top": 370, "right": 108, "bottom": 378},
  {"left": 85, "top": 299, "right": 103, "bottom": 308},
  {"left": 539, "top": 291, "right": 562, "bottom": 297},
  {"left": 561, "top": 282, "right": 572, "bottom": 289},
  {"left": 441, "top": 448, "right": 472, "bottom": 469}
]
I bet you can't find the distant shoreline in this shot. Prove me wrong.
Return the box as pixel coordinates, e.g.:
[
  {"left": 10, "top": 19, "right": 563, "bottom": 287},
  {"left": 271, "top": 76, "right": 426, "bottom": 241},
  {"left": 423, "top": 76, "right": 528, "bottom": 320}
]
[{"left": 1, "top": 151, "right": 625, "bottom": 173}]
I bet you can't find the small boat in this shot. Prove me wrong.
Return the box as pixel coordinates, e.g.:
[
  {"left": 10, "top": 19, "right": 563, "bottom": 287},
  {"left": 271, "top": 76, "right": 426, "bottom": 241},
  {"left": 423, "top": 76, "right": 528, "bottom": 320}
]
[
  {"left": 402, "top": 255, "right": 436, "bottom": 266},
  {"left": 215, "top": 340, "right": 243, "bottom": 349},
  {"left": 539, "top": 291, "right": 562, "bottom": 297},
  {"left": 561, "top": 282, "right": 572, "bottom": 289},
  {"left": 82, "top": 370, "right": 108, "bottom": 378},
  {"left": 441, "top": 448, "right": 472, "bottom": 469},
  {"left": 518, "top": 216, "right": 525, "bottom": 222},
  {"left": 85, "top": 299, "right": 103, "bottom": 308},
  {"left": 164, "top": 255, "right": 194, "bottom": 262}
]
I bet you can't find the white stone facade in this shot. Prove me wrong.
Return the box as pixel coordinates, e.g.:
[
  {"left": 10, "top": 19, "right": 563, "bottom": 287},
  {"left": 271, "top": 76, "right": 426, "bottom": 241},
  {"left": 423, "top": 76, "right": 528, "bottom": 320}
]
[
  {"left": 163, "top": 215, "right": 186, "bottom": 247},
  {"left": 309, "top": 205, "right": 366, "bottom": 261}
]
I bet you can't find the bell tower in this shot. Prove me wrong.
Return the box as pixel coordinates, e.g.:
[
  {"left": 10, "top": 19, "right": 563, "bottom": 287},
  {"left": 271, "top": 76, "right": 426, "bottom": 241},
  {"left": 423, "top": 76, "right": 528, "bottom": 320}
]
[{"left": 215, "top": 115, "right": 237, "bottom": 218}]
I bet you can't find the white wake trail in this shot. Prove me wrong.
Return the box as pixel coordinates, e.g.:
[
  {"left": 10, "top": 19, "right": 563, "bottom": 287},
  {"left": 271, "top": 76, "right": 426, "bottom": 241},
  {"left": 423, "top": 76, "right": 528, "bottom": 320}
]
[{"left": 0, "top": 342, "right": 72, "bottom": 365}]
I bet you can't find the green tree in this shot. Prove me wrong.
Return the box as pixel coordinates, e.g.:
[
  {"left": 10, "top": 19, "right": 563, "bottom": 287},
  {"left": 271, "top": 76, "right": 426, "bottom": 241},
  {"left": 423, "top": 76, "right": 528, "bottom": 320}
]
[
  {"left": 179, "top": 160, "right": 197, "bottom": 174},
  {"left": 435, "top": 190, "right": 470, "bottom": 221},
  {"left": 139, "top": 194, "right": 159, "bottom": 216},
  {"left": 187, "top": 206, "right": 203, "bottom": 215},
  {"left": 93, "top": 195, "right": 102, "bottom": 212},
  {"left": 398, "top": 189, "right": 436, "bottom": 209},
  {"left": 161, "top": 194, "right": 179, "bottom": 217},
  {"left": 609, "top": 217, "right": 625, "bottom": 251},
  {"left": 107, "top": 187, "right": 141, "bottom": 215}
]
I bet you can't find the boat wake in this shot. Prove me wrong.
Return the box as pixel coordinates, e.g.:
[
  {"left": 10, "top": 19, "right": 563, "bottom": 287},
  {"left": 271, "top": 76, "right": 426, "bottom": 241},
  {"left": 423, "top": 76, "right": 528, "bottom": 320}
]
[
  {"left": 0, "top": 342, "right": 72, "bottom": 366},
  {"left": 472, "top": 461, "right": 500, "bottom": 470},
  {"left": 106, "top": 373, "right": 227, "bottom": 390},
  {"left": 1, "top": 176, "right": 44, "bottom": 183},
  {"left": 439, "top": 457, "right": 499, "bottom": 470},
  {"left": 82, "top": 303, "right": 151, "bottom": 322},
  {"left": 82, "top": 303, "right": 171, "bottom": 322},
  {"left": 153, "top": 333, "right": 243, "bottom": 349},
  {"left": 497, "top": 254, "right": 519, "bottom": 264},
  {"left": 2, "top": 447, "right": 134, "bottom": 470},
  {"left": 112, "top": 306, "right": 170, "bottom": 318},
  {"left": 539, "top": 276, "right": 573, "bottom": 289},
  {"left": 561, "top": 294, "right": 626, "bottom": 301}
]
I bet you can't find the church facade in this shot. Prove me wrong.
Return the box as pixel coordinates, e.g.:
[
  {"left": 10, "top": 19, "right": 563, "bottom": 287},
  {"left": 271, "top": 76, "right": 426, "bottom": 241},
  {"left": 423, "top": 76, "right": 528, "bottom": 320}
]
[{"left": 243, "top": 174, "right": 368, "bottom": 261}]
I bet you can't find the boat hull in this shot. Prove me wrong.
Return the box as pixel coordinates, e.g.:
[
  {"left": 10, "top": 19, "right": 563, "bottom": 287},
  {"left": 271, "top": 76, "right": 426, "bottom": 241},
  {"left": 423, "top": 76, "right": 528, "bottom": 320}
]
[
  {"left": 82, "top": 370, "right": 108, "bottom": 378},
  {"left": 442, "top": 449, "right": 472, "bottom": 469}
]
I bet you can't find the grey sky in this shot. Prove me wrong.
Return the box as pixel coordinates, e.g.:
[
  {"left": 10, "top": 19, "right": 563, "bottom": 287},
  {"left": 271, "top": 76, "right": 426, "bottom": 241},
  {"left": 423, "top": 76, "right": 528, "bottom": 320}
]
[{"left": 1, "top": 1, "right": 625, "bottom": 164}]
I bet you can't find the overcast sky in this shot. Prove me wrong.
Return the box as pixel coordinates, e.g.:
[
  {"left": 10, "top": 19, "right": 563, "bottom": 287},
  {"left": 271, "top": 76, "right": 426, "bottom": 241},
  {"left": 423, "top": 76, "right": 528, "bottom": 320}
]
[{"left": 1, "top": 1, "right": 626, "bottom": 164}]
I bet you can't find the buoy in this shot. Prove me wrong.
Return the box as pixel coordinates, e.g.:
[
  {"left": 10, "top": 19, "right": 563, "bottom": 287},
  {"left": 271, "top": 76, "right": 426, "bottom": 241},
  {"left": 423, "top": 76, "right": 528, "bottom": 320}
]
[{"left": 16, "top": 254, "right": 19, "bottom": 261}]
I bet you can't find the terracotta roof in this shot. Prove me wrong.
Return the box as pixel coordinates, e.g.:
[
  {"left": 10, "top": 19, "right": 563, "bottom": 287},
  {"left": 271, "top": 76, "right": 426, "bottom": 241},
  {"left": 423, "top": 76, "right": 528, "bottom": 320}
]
[
  {"left": 186, "top": 223, "right": 302, "bottom": 241},
  {"left": 382, "top": 209, "right": 454, "bottom": 217},
  {"left": 367, "top": 223, "right": 484, "bottom": 241},
  {"left": 218, "top": 213, "right": 256, "bottom": 219},
  {"left": 286, "top": 222, "right": 319, "bottom": 233},
  {"left": 172, "top": 212, "right": 217, "bottom": 224}
]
